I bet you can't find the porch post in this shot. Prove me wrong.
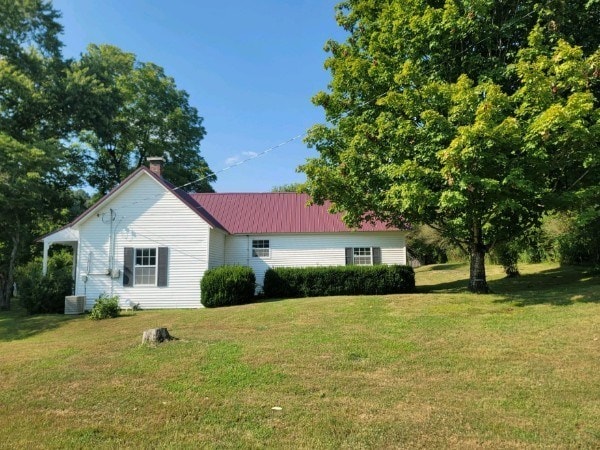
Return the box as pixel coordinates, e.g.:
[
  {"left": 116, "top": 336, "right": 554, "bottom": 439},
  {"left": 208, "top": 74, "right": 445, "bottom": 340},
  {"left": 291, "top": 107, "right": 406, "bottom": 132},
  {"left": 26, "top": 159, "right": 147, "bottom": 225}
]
[
  {"left": 71, "top": 244, "right": 78, "bottom": 280},
  {"left": 42, "top": 240, "right": 50, "bottom": 276}
]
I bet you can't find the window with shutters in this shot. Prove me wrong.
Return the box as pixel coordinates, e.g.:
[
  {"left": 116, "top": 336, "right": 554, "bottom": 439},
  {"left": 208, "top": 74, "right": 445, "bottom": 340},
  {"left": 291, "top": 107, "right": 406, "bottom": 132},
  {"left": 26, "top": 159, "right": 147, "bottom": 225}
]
[
  {"left": 134, "top": 248, "right": 157, "bottom": 285},
  {"left": 124, "top": 247, "right": 168, "bottom": 287},
  {"left": 123, "top": 247, "right": 169, "bottom": 287},
  {"left": 345, "top": 247, "right": 381, "bottom": 266},
  {"left": 252, "top": 240, "right": 270, "bottom": 258}
]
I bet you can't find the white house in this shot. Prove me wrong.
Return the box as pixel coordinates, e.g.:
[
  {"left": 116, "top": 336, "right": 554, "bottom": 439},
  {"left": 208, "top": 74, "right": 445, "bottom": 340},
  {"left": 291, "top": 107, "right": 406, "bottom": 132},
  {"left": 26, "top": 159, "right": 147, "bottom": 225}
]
[{"left": 40, "top": 159, "right": 408, "bottom": 310}]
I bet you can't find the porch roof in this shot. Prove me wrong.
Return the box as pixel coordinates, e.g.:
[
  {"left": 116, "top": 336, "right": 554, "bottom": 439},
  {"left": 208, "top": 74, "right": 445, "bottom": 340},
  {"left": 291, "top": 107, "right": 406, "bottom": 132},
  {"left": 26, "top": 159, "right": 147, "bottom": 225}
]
[{"left": 39, "top": 225, "right": 79, "bottom": 245}]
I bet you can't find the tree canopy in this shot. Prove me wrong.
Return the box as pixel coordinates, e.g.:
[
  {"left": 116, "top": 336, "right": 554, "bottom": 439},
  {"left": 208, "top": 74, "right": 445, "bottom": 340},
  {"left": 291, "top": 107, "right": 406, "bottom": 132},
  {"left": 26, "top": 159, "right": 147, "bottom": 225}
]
[
  {"left": 69, "top": 44, "right": 215, "bottom": 194},
  {"left": 0, "top": 1, "right": 215, "bottom": 309},
  {"left": 301, "top": 0, "right": 600, "bottom": 292},
  {"left": 271, "top": 182, "right": 307, "bottom": 193},
  {"left": 0, "top": 0, "right": 80, "bottom": 309}
]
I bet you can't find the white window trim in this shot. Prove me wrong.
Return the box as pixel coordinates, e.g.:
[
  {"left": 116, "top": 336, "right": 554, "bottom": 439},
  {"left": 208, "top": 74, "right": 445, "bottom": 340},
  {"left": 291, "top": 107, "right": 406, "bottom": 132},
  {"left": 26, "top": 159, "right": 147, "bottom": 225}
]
[
  {"left": 252, "top": 239, "right": 271, "bottom": 258},
  {"left": 134, "top": 247, "right": 158, "bottom": 286},
  {"left": 353, "top": 247, "right": 373, "bottom": 266}
]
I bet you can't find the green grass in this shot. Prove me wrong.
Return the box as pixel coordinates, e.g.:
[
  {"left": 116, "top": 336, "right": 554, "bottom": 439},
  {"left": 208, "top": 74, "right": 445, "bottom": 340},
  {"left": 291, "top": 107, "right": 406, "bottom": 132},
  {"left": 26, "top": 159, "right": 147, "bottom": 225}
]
[{"left": 1, "top": 263, "right": 599, "bottom": 448}]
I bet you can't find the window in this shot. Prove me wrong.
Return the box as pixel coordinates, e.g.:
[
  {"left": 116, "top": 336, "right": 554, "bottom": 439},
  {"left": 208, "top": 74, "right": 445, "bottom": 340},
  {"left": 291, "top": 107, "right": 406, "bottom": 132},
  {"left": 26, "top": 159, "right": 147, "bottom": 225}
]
[
  {"left": 134, "top": 248, "right": 156, "bottom": 285},
  {"left": 353, "top": 247, "right": 372, "bottom": 265},
  {"left": 345, "top": 247, "right": 381, "bottom": 266},
  {"left": 123, "top": 247, "right": 168, "bottom": 287},
  {"left": 252, "top": 240, "right": 270, "bottom": 257}
]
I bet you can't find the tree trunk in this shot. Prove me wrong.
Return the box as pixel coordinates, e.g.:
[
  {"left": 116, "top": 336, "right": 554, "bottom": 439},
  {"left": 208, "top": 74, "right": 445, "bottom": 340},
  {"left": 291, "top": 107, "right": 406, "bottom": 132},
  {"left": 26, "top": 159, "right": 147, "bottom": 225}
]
[
  {"left": 0, "top": 229, "right": 19, "bottom": 310},
  {"left": 503, "top": 263, "right": 520, "bottom": 278},
  {"left": 142, "top": 328, "right": 172, "bottom": 345},
  {"left": 0, "top": 278, "right": 7, "bottom": 311},
  {"left": 107, "top": 146, "right": 123, "bottom": 187},
  {"left": 468, "top": 225, "right": 489, "bottom": 293}
]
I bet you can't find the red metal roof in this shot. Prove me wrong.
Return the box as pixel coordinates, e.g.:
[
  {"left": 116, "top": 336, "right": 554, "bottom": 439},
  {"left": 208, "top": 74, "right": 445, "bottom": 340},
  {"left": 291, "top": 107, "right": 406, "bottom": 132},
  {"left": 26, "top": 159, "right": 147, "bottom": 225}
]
[
  {"left": 43, "top": 167, "right": 400, "bottom": 239},
  {"left": 190, "top": 193, "right": 397, "bottom": 234}
]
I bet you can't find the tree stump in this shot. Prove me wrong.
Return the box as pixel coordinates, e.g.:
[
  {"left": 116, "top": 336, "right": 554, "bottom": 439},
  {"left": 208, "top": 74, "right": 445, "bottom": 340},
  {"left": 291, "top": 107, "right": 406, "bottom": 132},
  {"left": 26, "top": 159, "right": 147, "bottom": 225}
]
[{"left": 142, "top": 328, "right": 172, "bottom": 345}]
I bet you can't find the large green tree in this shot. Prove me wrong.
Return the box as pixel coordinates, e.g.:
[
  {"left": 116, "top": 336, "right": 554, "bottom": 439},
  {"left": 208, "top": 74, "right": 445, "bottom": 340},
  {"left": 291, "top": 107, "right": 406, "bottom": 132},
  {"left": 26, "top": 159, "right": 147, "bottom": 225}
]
[
  {"left": 301, "top": 0, "right": 599, "bottom": 292},
  {"left": 0, "top": 0, "right": 79, "bottom": 309},
  {"left": 69, "top": 44, "right": 215, "bottom": 194},
  {"left": 0, "top": 2, "right": 218, "bottom": 310}
]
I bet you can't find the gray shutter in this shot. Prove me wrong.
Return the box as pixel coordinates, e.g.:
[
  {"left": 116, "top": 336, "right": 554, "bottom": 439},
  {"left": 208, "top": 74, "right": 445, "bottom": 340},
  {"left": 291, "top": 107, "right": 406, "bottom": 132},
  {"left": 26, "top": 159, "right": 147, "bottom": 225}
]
[
  {"left": 157, "top": 247, "right": 168, "bottom": 287},
  {"left": 372, "top": 247, "right": 382, "bottom": 265},
  {"left": 123, "top": 247, "right": 133, "bottom": 287},
  {"left": 345, "top": 247, "right": 353, "bottom": 265}
]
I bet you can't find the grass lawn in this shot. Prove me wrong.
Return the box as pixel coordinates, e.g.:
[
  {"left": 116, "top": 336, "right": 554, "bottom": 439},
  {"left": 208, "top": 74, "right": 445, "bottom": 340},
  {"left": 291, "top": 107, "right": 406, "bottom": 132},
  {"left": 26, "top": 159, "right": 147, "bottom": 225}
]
[{"left": 1, "top": 263, "right": 599, "bottom": 448}]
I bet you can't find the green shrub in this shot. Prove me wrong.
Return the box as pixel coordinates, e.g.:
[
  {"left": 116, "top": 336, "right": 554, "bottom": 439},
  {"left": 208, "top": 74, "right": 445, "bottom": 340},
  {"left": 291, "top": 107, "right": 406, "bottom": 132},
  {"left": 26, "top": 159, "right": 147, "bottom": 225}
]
[
  {"left": 555, "top": 215, "right": 600, "bottom": 265},
  {"left": 407, "top": 225, "right": 449, "bottom": 265},
  {"left": 516, "top": 225, "right": 553, "bottom": 263},
  {"left": 263, "top": 265, "right": 415, "bottom": 299},
  {"left": 201, "top": 266, "right": 256, "bottom": 307},
  {"left": 89, "top": 294, "right": 120, "bottom": 320},
  {"left": 491, "top": 242, "right": 520, "bottom": 277},
  {"left": 16, "top": 251, "right": 73, "bottom": 314},
  {"left": 406, "top": 224, "right": 470, "bottom": 264},
  {"left": 513, "top": 212, "right": 600, "bottom": 266}
]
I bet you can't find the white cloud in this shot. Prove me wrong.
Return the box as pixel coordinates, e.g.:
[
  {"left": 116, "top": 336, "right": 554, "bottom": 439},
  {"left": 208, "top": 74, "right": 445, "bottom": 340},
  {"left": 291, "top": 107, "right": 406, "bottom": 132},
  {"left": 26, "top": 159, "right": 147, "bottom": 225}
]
[
  {"left": 224, "top": 151, "right": 258, "bottom": 167},
  {"left": 225, "top": 156, "right": 240, "bottom": 166}
]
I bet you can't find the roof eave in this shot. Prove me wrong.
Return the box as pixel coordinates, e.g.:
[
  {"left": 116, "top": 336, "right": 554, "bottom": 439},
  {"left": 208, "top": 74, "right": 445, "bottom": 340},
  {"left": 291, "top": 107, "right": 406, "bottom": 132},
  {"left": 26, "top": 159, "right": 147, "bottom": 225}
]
[
  {"left": 39, "top": 166, "right": 227, "bottom": 241},
  {"left": 69, "top": 167, "right": 149, "bottom": 229}
]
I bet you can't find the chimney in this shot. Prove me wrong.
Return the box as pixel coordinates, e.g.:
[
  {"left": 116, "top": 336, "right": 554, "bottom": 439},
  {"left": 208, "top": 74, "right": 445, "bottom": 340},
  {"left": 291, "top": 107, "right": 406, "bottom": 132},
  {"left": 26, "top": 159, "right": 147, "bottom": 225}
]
[{"left": 147, "top": 156, "right": 165, "bottom": 178}]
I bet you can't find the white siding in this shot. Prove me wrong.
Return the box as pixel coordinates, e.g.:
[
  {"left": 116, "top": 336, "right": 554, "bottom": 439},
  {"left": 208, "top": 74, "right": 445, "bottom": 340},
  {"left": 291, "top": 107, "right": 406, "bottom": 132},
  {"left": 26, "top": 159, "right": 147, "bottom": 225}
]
[
  {"left": 71, "top": 173, "right": 407, "bottom": 309},
  {"left": 74, "top": 173, "right": 211, "bottom": 309},
  {"left": 208, "top": 229, "right": 226, "bottom": 269},
  {"left": 224, "top": 232, "right": 406, "bottom": 287}
]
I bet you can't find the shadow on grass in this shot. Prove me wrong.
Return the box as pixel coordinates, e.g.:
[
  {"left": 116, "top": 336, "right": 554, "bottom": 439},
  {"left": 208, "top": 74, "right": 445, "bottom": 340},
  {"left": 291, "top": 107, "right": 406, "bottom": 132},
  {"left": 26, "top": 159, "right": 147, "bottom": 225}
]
[
  {"left": 417, "top": 278, "right": 469, "bottom": 294},
  {"left": 416, "top": 264, "right": 599, "bottom": 306},
  {"left": 491, "top": 266, "right": 600, "bottom": 307},
  {"left": 429, "top": 263, "right": 466, "bottom": 271},
  {"left": 416, "top": 262, "right": 470, "bottom": 293},
  {"left": 0, "top": 303, "right": 80, "bottom": 342},
  {"left": 254, "top": 297, "right": 284, "bottom": 305}
]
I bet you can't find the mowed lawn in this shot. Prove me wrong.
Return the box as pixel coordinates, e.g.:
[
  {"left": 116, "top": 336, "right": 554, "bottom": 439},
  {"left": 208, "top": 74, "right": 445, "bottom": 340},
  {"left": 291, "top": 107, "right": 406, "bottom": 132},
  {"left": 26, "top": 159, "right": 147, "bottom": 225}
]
[{"left": 1, "top": 263, "right": 599, "bottom": 449}]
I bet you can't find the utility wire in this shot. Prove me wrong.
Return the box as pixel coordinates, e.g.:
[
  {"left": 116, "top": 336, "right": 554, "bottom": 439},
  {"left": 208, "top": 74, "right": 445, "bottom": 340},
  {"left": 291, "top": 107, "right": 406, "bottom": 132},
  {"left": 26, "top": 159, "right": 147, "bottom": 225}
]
[
  {"left": 88, "top": 8, "right": 538, "bottom": 216},
  {"left": 107, "top": 133, "right": 308, "bottom": 213},
  {"left": 175, "top": 133, "right": 306, "bottom": 191},
  {"left": 172, "top": 9, "right": 538, "bottom": 192}
]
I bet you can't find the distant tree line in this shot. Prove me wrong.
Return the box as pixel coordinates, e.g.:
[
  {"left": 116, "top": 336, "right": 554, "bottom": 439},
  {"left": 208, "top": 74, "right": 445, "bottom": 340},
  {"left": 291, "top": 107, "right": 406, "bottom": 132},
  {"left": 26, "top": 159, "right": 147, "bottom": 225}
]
[{"left": 407, "top": 215, "right": 600, "bottom": 272}]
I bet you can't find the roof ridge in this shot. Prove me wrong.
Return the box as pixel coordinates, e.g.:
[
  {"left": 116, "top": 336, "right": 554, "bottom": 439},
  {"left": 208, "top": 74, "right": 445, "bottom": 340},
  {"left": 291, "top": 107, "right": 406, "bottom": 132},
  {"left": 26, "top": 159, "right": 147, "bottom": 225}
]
[
  {"left": 53, "top": 166, "right": 227, "bottom": 232},
  {"left": 192, "top": 192, "right": 308, "bottom": 195}
]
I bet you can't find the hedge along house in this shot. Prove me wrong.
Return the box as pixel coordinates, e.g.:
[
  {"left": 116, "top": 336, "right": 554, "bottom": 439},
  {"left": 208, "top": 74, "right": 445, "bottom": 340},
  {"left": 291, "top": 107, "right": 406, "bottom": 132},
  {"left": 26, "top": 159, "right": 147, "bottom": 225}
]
[{"left": 40, "top": 158, "right": 408, "bottom": 310}]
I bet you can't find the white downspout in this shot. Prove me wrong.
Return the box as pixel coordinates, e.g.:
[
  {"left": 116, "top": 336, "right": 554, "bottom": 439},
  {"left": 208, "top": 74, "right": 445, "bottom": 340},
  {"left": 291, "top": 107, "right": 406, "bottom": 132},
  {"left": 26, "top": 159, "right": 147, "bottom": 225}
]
[
  {"left": 246, "top": 235, "right": 250, "bottom": 267},
  {"left": 71, "top": 244, "right": 78, "bottom": 280}
]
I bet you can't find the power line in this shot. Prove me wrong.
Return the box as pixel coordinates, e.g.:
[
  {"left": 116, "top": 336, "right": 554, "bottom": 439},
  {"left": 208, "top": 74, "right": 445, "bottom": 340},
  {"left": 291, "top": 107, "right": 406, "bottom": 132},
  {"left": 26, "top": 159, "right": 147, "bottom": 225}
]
[
  {"left": 89, "top": 133, "right": 309, "bottom": 216},
  {"left": 87, "top": 7, "right": 539, "bottom": 215},
  {"left": 144, "top": 8, "right": 540, "bottom": 195},
  {"left": 175, "top": 133, "right": 306, "bottom": 191}
]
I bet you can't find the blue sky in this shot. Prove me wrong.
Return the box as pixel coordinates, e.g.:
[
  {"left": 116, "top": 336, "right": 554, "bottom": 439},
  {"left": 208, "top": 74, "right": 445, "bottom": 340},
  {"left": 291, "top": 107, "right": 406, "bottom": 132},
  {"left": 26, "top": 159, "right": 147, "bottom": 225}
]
[{"left": 52, "top": 0, "right": 346, "bottom": 192}]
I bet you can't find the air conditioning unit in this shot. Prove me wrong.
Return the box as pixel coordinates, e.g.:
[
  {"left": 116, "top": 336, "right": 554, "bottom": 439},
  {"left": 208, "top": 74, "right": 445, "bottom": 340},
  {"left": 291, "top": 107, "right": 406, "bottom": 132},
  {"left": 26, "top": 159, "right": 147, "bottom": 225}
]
[{"left": 64, "top": 295, "right": 86, "bottom": 315}]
